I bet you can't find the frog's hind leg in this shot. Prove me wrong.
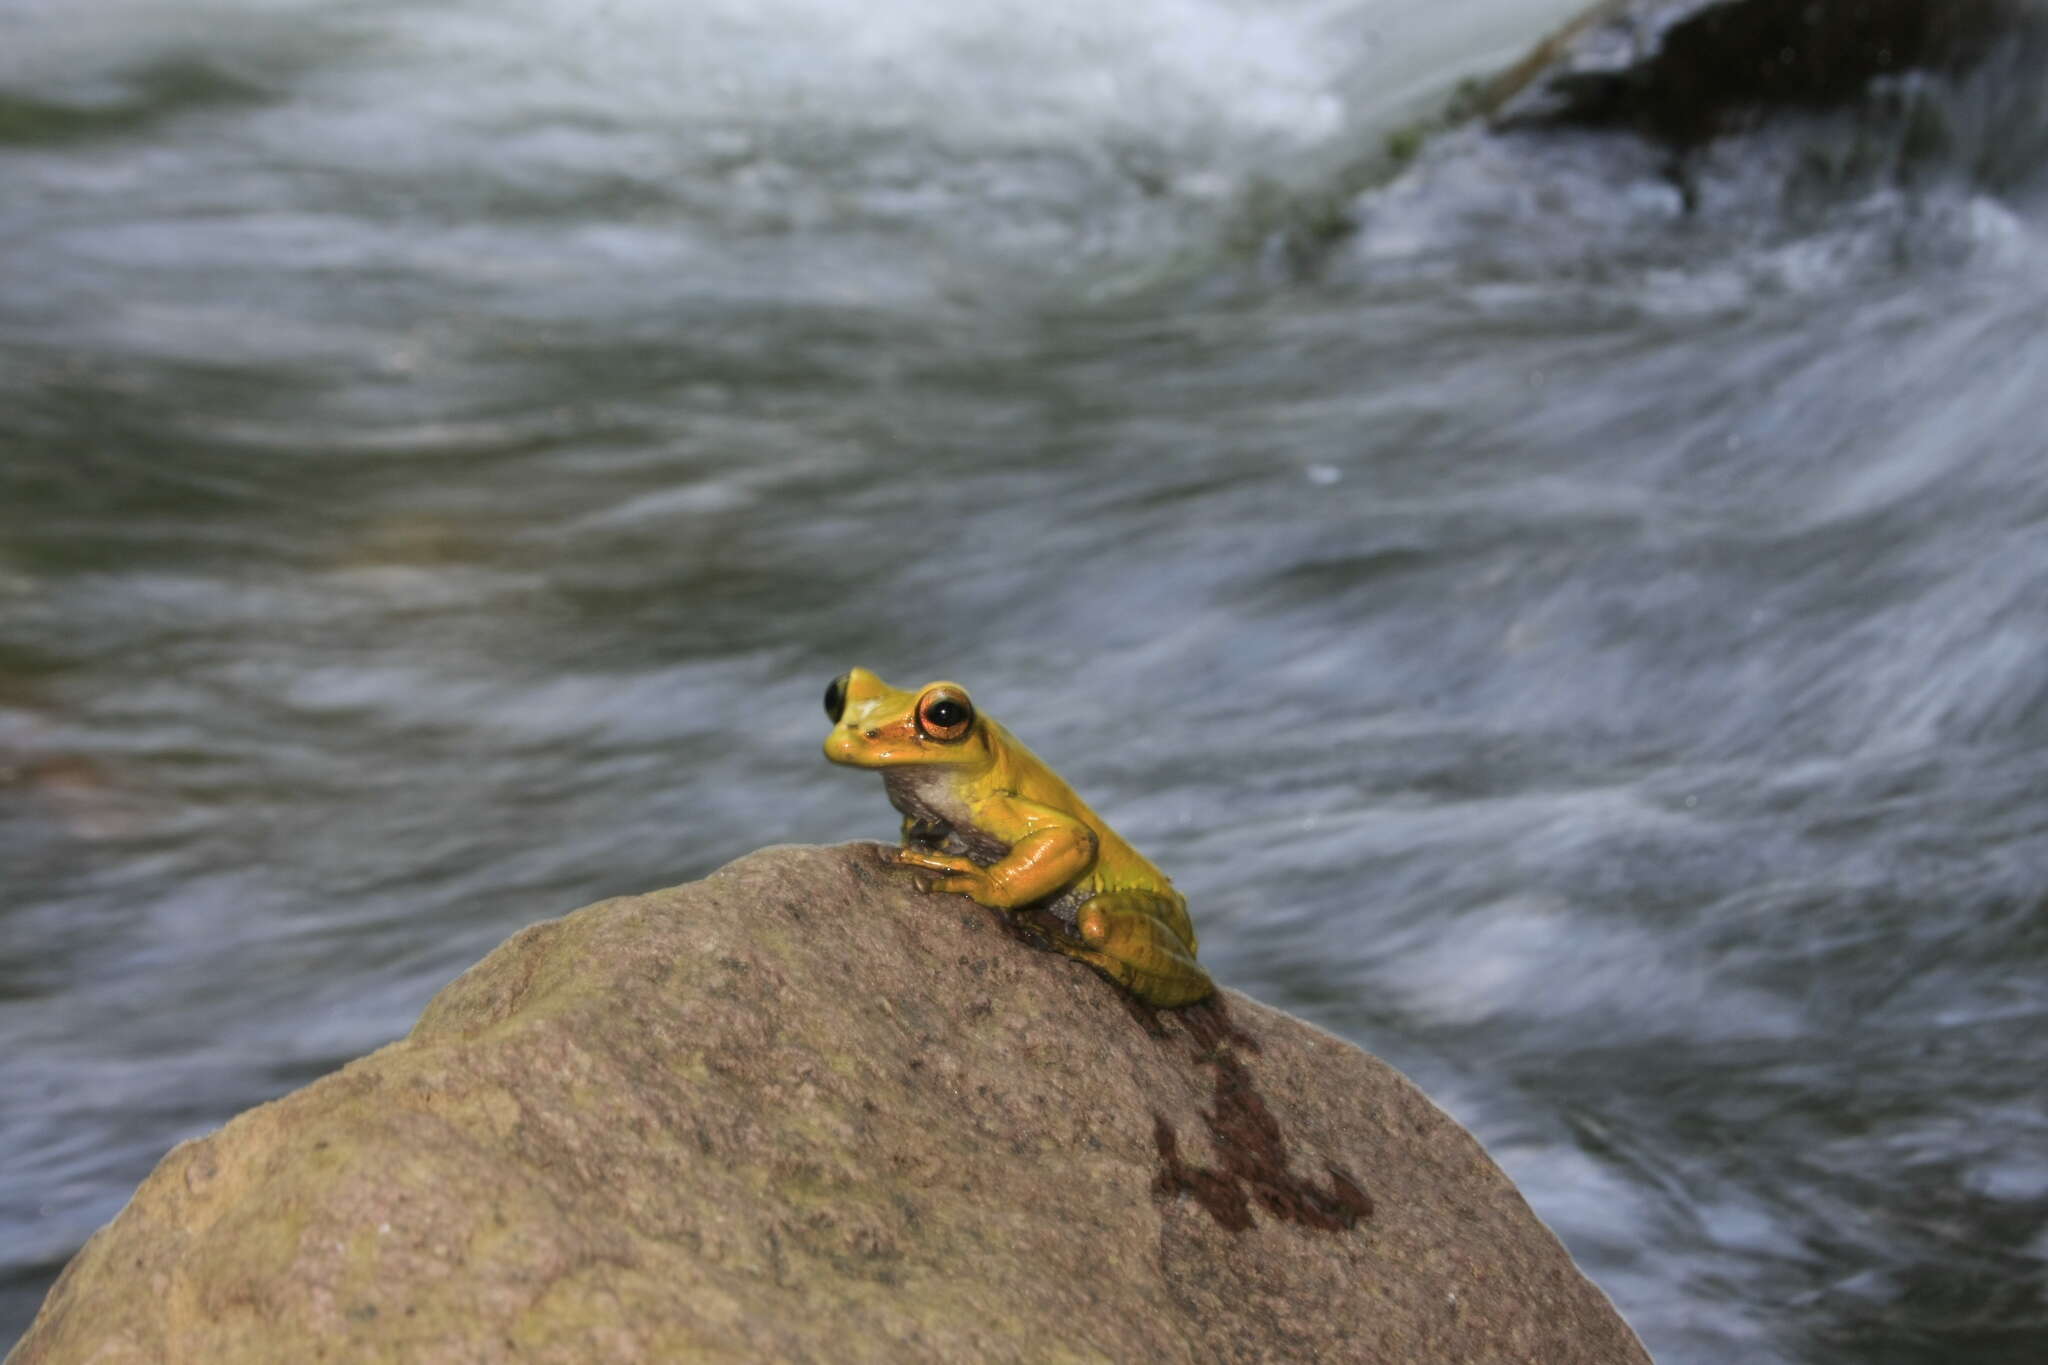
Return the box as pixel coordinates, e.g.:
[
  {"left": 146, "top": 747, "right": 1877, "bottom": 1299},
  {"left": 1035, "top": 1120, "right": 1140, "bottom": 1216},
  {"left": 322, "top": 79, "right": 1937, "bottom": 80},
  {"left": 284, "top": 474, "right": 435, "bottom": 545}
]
[{"left": 1063, "top": 890, "right": 1214, "bottom": 1008}]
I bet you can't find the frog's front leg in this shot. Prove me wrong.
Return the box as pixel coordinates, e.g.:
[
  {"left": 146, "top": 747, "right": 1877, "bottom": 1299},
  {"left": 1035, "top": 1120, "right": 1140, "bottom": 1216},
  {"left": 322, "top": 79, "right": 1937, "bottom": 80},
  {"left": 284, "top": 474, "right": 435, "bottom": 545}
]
[{"left": 895, "top": 817, "right": 1097, "bottom": 911}]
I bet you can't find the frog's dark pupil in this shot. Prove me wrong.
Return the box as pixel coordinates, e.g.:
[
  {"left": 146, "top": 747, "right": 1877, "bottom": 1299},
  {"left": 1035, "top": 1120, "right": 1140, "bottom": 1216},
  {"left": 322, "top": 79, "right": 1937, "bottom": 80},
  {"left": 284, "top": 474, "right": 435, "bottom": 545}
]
[
  {"left": 824, "top": 674, "right": 849, "bottom": 723},
  {"left": 926, "top": 699, "right": 966, "bottom": 728}
]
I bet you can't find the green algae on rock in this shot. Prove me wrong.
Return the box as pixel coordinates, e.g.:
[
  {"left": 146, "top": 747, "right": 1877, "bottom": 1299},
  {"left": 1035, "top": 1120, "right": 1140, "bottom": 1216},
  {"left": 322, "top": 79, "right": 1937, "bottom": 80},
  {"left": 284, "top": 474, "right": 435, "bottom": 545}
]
[{"left": 9, "top": 844, "right": 1650, "bottom": 1365}]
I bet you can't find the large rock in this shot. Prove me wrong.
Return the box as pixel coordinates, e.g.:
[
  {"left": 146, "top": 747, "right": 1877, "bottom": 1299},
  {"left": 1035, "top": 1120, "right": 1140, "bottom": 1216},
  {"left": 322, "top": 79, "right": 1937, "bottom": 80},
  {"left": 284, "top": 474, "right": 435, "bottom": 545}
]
[{"left": 9, "top": 844, "right": 1650, "bottom": 1364}]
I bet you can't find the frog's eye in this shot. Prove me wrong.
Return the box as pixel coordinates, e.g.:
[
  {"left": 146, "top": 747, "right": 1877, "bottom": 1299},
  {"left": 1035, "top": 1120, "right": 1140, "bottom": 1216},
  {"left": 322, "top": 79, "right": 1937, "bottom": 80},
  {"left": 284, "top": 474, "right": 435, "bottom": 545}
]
[
  {"left": 916, "top": 688, "right": 975, "bottom": 742},
  {"left": 824, "top": 673, "right": 850, "bottom": 724}
]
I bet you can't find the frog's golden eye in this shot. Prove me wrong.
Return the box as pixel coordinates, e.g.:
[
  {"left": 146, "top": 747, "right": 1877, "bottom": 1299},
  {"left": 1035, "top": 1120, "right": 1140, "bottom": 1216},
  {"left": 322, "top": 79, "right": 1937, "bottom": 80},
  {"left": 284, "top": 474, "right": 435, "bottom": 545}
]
[
  {"left": 916, "top": 688, "right": 974, "bottom": 742},
  {"left": 824, "top": 673, "right": 849, "bottom": 723}
]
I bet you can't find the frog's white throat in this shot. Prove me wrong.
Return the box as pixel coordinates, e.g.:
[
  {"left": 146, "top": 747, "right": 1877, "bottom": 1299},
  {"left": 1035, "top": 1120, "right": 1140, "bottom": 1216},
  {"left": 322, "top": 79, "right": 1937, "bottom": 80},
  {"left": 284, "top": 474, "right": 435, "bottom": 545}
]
[{"left": 881, "top": 766, "right": 1006, "bottom": 865}]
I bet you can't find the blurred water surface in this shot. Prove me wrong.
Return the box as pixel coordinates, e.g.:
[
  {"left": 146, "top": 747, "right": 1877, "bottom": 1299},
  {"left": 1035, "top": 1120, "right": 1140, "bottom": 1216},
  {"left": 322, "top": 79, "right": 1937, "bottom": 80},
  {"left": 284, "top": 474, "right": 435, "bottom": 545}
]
[{"left": 5, "top": 1, "right": 2048, "bottom": 1360}]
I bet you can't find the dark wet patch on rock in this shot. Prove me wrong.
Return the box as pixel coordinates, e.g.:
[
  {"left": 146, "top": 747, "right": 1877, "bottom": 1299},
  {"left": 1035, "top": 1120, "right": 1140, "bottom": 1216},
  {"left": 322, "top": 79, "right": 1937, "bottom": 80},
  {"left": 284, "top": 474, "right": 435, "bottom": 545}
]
[
  {"left": 978, "top": 899, "right": 1370, "bottom": 1234},
  {"left": 1150, "top": 996, "right": 1374, "bottom": 1235}
]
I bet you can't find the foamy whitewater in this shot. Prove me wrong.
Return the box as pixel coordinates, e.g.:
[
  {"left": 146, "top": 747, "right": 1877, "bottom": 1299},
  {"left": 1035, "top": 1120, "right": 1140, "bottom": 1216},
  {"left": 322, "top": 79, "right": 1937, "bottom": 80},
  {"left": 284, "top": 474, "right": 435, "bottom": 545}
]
[{"left": 5, "top": 3, "right": 2046, "bottom": 1360}]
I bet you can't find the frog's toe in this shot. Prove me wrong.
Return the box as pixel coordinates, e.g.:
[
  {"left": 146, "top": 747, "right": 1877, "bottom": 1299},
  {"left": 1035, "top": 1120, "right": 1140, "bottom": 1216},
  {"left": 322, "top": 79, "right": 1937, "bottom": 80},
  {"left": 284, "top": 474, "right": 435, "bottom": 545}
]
[{"left": 895, "top": 848, "right": 976, "bottom": 876}]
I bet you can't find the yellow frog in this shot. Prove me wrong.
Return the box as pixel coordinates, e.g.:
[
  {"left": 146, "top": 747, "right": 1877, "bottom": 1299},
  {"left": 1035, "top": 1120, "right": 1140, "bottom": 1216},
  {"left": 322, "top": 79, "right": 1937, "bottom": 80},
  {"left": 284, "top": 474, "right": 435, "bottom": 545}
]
[{"left": 823, "top": 667, "right": 1213, "bottom": 1008}]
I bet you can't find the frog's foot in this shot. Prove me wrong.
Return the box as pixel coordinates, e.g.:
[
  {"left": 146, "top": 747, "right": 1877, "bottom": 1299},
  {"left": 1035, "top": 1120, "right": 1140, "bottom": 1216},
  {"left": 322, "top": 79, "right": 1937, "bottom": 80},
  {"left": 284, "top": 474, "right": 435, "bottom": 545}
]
[
  {"left": 890, "top": 847, "right": 999, "bottom": 902},
  {"left": 894, "top": 846, "right": 973, "bottom": 873},
  {"left": 1064, "top": 890, "right": 1214, "bottom": 1008},
  {"left": 1003, "top": 907, "right": 1095, "bottom": 960}
]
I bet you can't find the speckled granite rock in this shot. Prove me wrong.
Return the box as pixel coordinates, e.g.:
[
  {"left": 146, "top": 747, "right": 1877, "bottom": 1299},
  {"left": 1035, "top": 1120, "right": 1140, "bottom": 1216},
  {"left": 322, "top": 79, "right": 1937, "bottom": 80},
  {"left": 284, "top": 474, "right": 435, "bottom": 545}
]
[{"left": 8, "top": 844, "right": 1649, "bottom": 1364}]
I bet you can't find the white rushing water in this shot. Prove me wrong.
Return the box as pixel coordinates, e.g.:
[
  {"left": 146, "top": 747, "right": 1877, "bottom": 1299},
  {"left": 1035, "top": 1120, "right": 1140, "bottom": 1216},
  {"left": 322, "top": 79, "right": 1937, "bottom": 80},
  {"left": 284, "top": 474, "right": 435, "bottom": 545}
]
[
  {"left": 7, "top": 2, "right": 2048, "bottom": 1361},
  {"left": 3, "top": 0, "right": 1593, "bottom": 333}
]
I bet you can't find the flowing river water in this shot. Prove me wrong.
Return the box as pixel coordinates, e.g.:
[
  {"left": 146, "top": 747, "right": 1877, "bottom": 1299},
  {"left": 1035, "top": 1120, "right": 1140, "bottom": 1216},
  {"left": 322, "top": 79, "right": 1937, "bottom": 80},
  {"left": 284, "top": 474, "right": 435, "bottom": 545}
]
[{"left": 4, "top": 1, "right": 2047, "bottom": 1359}]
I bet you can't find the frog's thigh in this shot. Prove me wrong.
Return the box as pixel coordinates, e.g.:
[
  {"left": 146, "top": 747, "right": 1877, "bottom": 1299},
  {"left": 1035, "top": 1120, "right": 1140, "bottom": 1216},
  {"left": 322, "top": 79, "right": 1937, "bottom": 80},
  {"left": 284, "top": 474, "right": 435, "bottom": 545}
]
[{"left": 1072, "top": 891, "right": 1213, "bottom": 1007}]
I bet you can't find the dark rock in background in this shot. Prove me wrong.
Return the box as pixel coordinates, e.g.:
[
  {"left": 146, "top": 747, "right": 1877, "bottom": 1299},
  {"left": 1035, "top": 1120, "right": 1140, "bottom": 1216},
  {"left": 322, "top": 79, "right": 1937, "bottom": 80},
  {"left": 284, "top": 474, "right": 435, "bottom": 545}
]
[{"left": 1494, "top": 0, "right": 2030, "bottom": 148}]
